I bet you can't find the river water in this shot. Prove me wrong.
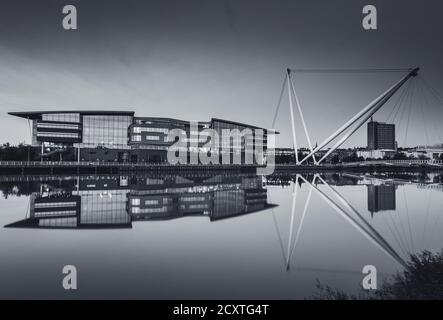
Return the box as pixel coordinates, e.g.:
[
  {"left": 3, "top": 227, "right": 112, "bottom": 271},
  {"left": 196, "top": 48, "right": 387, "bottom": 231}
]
[{"left": 0, "top": 171, "right": 442, "bottom": 299}]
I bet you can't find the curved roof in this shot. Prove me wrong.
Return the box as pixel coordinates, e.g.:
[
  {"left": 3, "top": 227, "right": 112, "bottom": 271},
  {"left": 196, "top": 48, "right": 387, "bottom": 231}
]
[{"left": 8, "top": 110, "right": 134, "bottom": 120}]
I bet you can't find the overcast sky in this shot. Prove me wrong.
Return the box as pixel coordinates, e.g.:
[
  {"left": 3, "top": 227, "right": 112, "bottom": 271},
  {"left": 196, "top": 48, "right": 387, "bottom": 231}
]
[{"left": 0, "top": 0, "right": 442, "bottom": 147}]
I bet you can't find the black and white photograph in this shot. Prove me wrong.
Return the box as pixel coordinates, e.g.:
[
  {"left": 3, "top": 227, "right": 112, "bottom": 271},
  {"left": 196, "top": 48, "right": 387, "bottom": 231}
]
[{"left": 1, "top": 0, "right": 443, "bottom": 308}]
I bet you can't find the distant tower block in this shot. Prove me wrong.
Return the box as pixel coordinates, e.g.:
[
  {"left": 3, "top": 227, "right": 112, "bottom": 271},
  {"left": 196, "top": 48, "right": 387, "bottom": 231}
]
[{"left": 367, "top": 119, "right": 396, "bottom": 151}]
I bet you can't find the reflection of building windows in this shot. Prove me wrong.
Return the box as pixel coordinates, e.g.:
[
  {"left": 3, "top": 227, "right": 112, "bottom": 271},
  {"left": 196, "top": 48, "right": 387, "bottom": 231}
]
[
  {"left": 34, "top": 202, "right": 78, "bottom": 208},
  {"left": 131, "top": 199, "right": 140, "bottom": 206},
  {"left": 132, "top": 135, "right": 141, "bottom": 142},
  {"left": 145, "top": 199, "right": 159, "bottom": 205},
  {"left": 180, "top": 196, "right": 207, "bottom": 202},
  {"left": 132, "top": 207, "right": 168, "bottom": 214},
  {"left": 79, "top": 190, "right": 130, "bottom": 225},
  {"left": 39, "top": 217, "right": 77, "bottom": 228},
  {"left": 367, "top": 185, "right": 396, "bottom": 216},
  {"left": 188, "top": 204, "right": 210, "bottom": 210},
  {"left": 145, "top": 135, "right": 160, "bottom": 141},
  {"left": 34, "top": 210, "right": 78, "bottom": 217}
]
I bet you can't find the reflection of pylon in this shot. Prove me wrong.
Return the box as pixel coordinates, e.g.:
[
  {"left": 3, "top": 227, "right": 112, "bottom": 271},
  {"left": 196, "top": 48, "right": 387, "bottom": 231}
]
[
  {"left": 276, "top": 174, "right": 407, "bottom": 271},
  {"left": 285, "top": 174, "right": 314, "bottom": 270}
]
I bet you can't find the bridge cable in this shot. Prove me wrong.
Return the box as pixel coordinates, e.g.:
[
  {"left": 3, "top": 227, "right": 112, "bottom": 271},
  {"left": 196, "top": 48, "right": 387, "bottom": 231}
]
[
  {"left": 418, "top": 76, "right": 443, "bottom": 143},
  {"left": 421, "top": 191, "right": 432, "bottom": 247},
  {"left": 271, "top": 74, "right": 288, "bottom": 129},
  {"left": 380, "top": 212, "right": 410, "bottom": 258},
  {"left": 403, "top": 78, "right": 416, "bottom": 146},
  {"left": 391, "top": 80, "right": 412, "bottom": 124},
  {"left": 288, "top": 68, "right": 413, "bottom": 74},
  {"left": 386, "top": 79, "right": 411, "bottom": 124},
  {"left": 403, "top": 187, "right": 415, "bottom": 253},
  {"left": 394, "top": 80, "right": 413, "bottom": 147},
  {"left": 419, "top": 76, "right": 443, "bottom": 108},
  {"left": 416, "top": 79, "right": 431, "bottom": 146},
  {"left": 389, "top": 195, "right": 413, "bottom": 255}
]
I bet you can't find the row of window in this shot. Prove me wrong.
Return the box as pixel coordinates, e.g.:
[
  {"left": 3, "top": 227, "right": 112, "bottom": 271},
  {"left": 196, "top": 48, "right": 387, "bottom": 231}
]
[
  {"left": 132, "top": 206, "right": 169, "bottom": 214},
  {"left": 131, "top": 198, "right": 172, "bottom": 206},
  {"left": 35, "top": 201, "right": 78, "bottom": 208},
  {"left": 42, "top": 113, "right": 80, "bottom": 123},
  {"left": 37, "top": 132, "right": 80, "bottom": 138},
  {"left": 131, "top": 135, "right": 163, "bottom": 142},
  {"left": 132, "top": 127, "right": 169, "bottom": 134},
  {"left": 180, "top": 196, "right": 207, "bottom": 202},
  {"left": 131, "top": 145, "right": 168, "bottom": 150},
  {"left": 37, "top": 123, "right": 81, "bottom": 130},
  {"left": 34, "top": 210, "right": 78, "bottom": 216},
  {"left": 246, "top": 199, "right": 267, "bottom": 204},
  {"left": 182, "top": 204, "right": 210, "bottom": 210},
  {"left": 38, "top": 217, "right": 78, "bottom": 227}
]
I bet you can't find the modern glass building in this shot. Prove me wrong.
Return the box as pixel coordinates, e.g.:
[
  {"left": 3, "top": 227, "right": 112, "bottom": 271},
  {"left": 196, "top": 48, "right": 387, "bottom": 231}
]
[{"left": 9, "top": 111, "right": 275, "bottom": 164}]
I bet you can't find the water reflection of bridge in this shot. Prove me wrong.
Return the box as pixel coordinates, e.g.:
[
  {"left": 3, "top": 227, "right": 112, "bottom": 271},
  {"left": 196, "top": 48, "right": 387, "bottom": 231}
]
[
  {"left": 2, "top": 171, "right": 442, "bottom": 273},
  {"left": 268, "top": 174, "right": 407, "bottom": 270},
  {"left": 269, "top": 171, "right": 442, "bottom": 272}
]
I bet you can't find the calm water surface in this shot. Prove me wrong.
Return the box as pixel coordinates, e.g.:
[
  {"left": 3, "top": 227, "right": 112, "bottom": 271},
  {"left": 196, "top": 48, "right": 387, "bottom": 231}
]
[{"left": 0, "top": 172, "right": 442, "bottom": 299}]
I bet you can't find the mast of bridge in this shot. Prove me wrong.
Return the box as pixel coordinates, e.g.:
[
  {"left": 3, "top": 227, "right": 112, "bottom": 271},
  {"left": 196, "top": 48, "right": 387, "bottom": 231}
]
[{"left": 281, "top": 67, "right": 419, "bottom": 165}]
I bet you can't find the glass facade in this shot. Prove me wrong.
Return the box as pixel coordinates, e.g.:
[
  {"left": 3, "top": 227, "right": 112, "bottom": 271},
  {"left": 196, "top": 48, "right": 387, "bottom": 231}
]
[
  {"left": 81, "top": 115, "right": 132, "bottom": 148},
  {"left": 211, "top": 119, "right": 267, "bottom": 163},
  {"left": 78, "top": 190, "right": 130, "bottom": 225},
  {"left": 129, "top": 119, "right": 174, "bottom": 145},
  {"left": 13, "top": 111, "right": 272, "bottom": 164},
  {"left": 34, "top": 119, "right": 82, "bottom": 144},
  {"left": 42, "top": 113, "right": 80, "bottom": 123}
]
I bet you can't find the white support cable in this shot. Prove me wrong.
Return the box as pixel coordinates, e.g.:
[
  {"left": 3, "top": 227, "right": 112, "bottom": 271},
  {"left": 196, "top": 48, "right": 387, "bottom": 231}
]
[
  {"left": 287, "top": 71, "right": 299, "bottom": 164},
  {"left": 299, "top": 174, "right": 407, "bottom": 268},
  {"left": 417, "top": 78, "right": 441, "bottom": 144},
  {"left": 27, "top": 116, "right": 32, "bottom": 142},
  {"left": 289, "top": 68, "right": 412, "bottom": 74},
  {"left": 288, "top": 73, "right": 317, "bottom": 164},
  {"left": 287, "top": 176, "right": 315, "bottom": 269},
  {"left": 316, "top": 175, "right": 404, "bottom": 261},
  {"left": 317, "top": 97, "right": 393, "bottom": 164},
  {"left": 286, "top": 175, "right": 299, "bottom": 268},
  {"left": 271, "top": 74, "right": 288, "bottom": 129},
  {"left": 299, "top": 68, "right": 418, "bottom": 165},
  {"left": 316, "top": 70, "right": 418, "bottom": 164}
]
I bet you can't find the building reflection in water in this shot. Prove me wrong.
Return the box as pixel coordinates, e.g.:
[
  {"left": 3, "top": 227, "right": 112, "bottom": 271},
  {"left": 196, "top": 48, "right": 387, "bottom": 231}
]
[
  {"left": 367, "top": 184, "right": 397, "bottom": 217},
  {"left": 5, "top": 174, "right": 276, "bottom": 229},
  {"left": 3, "top": 171, "right": 440, "bottom": 272}
]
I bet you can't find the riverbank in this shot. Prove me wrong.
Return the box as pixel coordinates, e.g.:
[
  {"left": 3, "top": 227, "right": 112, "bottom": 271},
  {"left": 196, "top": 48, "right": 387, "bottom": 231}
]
[{"left": 0, "top": 160, "right": 442, "bottom": 175}]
